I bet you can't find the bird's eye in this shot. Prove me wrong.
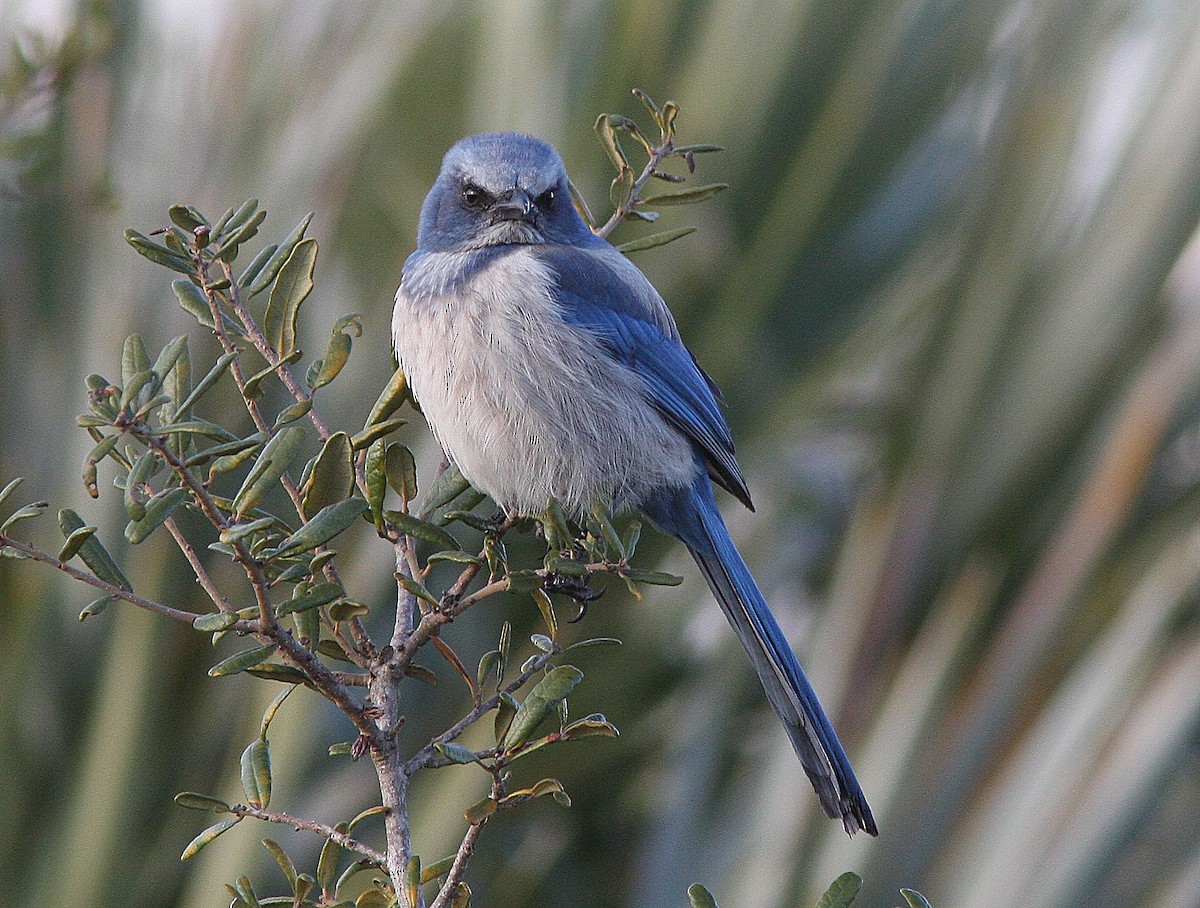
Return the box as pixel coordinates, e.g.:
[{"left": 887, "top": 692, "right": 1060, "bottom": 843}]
[
  {"left": 535, "top": 187, "right": 555, "bottom": 210},
  {"left": 461, "top": 183, "right": 490, "bottom": 208}
]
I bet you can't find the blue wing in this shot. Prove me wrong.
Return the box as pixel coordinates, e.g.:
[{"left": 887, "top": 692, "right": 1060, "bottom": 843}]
[{"left": 536, "top": 245, "right": 753, "bottom": 509}]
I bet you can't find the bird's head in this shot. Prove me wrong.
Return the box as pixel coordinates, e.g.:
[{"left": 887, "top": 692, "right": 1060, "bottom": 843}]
[{"left": 416, "top": 132, "right": 597, "bottom": 252}]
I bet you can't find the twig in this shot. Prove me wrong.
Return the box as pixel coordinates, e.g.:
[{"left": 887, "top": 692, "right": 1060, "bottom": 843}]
[
  {"left": 405, "top": 647, "right": 559, "bottom": 774},
  {"left": 228, "top": 803, "right": 386, "bottom": 865},
  {"left": 595, "top": 138, "right": 677, "bottom": 239},
  {"left": 0, "top": 534, "right": 207, "bottom": 625},
  {"left": 428, "top": 820, "right": 486, "bottom": 908},
  {"left": 164, "top": 516, "right": 233, "bottom": 613}
]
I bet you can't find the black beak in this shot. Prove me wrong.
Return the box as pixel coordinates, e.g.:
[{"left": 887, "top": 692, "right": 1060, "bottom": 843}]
[{"left": 491, "top": 188, "right": 533, "bottom": 222}]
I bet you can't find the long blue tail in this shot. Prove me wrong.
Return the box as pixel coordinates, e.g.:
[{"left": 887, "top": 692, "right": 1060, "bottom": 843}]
[{"left": 644, "top": 480, "right": 877, "bottom": 836}]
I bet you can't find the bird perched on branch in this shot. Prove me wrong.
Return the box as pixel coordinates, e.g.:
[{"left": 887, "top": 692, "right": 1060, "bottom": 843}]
[{"left": 392, "top": 132, "right": 876, "bottom": 836}]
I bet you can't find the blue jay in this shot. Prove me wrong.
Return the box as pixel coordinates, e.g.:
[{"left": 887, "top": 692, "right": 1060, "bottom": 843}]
[{"left": 393, "top": 132, "right": 876, "bottom": 836}]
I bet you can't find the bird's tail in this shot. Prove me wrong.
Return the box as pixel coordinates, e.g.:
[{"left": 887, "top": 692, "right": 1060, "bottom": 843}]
[{"left": 645, "top": 481, "right": 877, "bottom": 836}]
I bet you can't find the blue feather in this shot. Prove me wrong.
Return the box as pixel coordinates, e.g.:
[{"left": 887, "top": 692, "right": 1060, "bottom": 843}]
[{"left": 643, "top": 475, "right": 877, "bottom": 836}]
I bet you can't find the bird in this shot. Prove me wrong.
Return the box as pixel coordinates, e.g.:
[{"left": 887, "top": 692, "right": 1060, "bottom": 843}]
[{"left": 392, "top": 131, "right": 877, "bottom": 836}]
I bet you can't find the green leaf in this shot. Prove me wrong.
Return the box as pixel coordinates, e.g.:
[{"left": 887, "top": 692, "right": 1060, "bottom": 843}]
[
  {"left": 241, "top": 738, "right": 272, "bottom": 808},
  {"left": 463, "top": 797, "right": 497, "bottom": 825},
  {"left": 303, "top": 432, "right": 355, "bottom": 519},
  {"left": 59, "top": 508, "right": 131, "bottom": 591},
  {"left": 151, "top": 334, "right": 190, "bottom": 384},
  {"left": 260, "top": 684, "right": 294, "bottom": 739},
  {"left": 264, "top": 237, "right": 318, "bottom": 356},
  {"left": 57, "top": 524, "right": 97, "bottom": 562},
  {"left": 82, "top": 433, "right": 120, "bottom": 497},
  {"left": 78, "top": 596, "right": 113, "bottom": 620},
  {"left": 181, "top": 817, "right": 240, "bottom": 861},
  {"left": 385, "top": 443, "right": 418, "bottom": 502},
  {"left": 328, "top": 599, "right": 368, "bottom": 622},
  {"left": 155, "top": 419, "right": 239, "bottom": 441},
  {"left": 477, "top": 650, "right": 500, "bottom": 690},
  {"left": 0, "top": 476, "right": 24, "bottom": 512},
  {"left": 421, "top": 854, "right": 456, "bottom": 884},
  {"left": 365, "top": 368, "right": 410, "bottom": 427},
  {"left": 246, "top": 664, "right": 311, "bottom": 686},
  {"left": 125, "top": 486, "right": 188, "bottom": 544},
  {"left": 309, "top": 328, "right": 353, "bottom": 390},
  {"left": 594, "top": 113, "right": 628, "bottom": 170},
  {"left": 174, "top": 791, "right": 231, "bottom": 812},
  {"left": 610, "top": 164, "right": 635, "bottom": 211},
  {"left": 450, "top": 881, "right": 471, "bottom": 908},
  {"left": 639, "top": 182, "right": 728, "bottom": 207},
  {"left": 900, "top": 890, "right": 933, "bottom": 908},
  {"left": 494, "top": 691, "right": 518, "bottom": 743},
  {"left": 316, "top": 639, "right": 356, "bottom": 663},
  {"left": 623, "top": 568, "right": 683, "bottom": 586},
  {"left": 350, "top": 417, "right": 406, "bottom": 451},
  {"left": 616, "top": 226, "right": 696, "bottom": 254},
  {"left": 273, "top": 398, "right": 312, "bottom": 428},
  {"left": 168, "top": 204, "right": 209, "bottom": 231},
  {"left": 347, "top": 804, "right": 387, "bottom": 833},
  {"left": 687, "top": 883, "right": 719, "bottom": 908},
  {"left": 435, "top": 742, "right": 482, "bottom": 765},
  {"left": 172, "top": 279, "right": 215, "bottom": 328},
  {"left": 125, "top": 228, "right": 194, "bottom": 274},
  {"left": 816, "top": 872, "right": 863, "bottom": 908},
  {"left": 365, "top": 439, "right": 387, "bottom": 532},
  {"left": 234, "top": 876, "right": 262, "bottom": 908},
  {"left": 207, "top": 436, "right": 266, "bottom": 479},
  {"left": 501, "top": 665, "right": 584, "bottom": 751},
  {"left": 275, "top": 581, "right": 344, "bottom": 616},
  {"left": 209, "top": 643, "right": 277, "bottom": 677},
  {"left": 404, "top": 855, "right": 421, "bottom": 908},
  {"left": 316, "top": 822, "right": 349, "bottom": 892},
  {"left": 261, "top": 838, "right": 298, "bottom": 890},
  {"left": 246, "top": 212, "right": 315, "bottom": 296},
  {"left": 242, "top": 348, "right": 303, "bottom": 400},
  {"left": 532, "top": 587, "right": 554, "bottom": 638},
  {"left": 236, "top": 242, "right": 278, "bottom": 289},
  {"left": 428, "top": 550, "right": 483, "bottom": 567},
  {"left": 589, "top": 501, "right": 625, "bottom": 559},
  {"left": 193, "top": 611, "right": 239, "bottom": 633},
  {"left": 213, "top": 207, "right": 267, "bottom": 263},
  {"left": 396, "top": 574, "right": 440, "bottom": 608},
  {"left": 174, "top": 350, "right": 239, "bottom": 416},
  {"left": 564, "top": 714, "right": 619, "bottom": 739},
  {"left": 219, "top": 515, "right": 279, "bottom": 545},
  {"left": 269, "top": 498, "right": 366, "bottom": 559},
  {"left": 419, "top": 464, "right": 472, "bottom": 519},
  {"left": 404, "top": 663, "right": 439, "bottom": 686},
  {"left": 232, "top": 426, "right": 305, "bottom": 518},
  {"left": 385, "top": 510, "right": 460, "bottom": 551}
]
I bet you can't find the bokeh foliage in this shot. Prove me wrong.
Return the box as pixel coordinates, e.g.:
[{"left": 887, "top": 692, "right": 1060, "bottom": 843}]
[{"left": 4, "top": 1, "right": 1200, "bottom": 907}]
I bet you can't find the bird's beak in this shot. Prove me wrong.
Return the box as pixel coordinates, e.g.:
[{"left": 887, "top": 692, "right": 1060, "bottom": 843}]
[{"left": 491, "top": 188, "right": 533, "bottom": 222}]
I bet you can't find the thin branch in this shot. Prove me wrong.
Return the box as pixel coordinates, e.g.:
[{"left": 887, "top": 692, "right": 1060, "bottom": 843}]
[
  {"left": 164, "top": 515, "right": 233, "bottom": 613},
  {"left": 595, "top": 138, "right": 676, "bottom": 239},
  {"left": 428, "top": 822, "right": 485, "bottom": 908},
  {"left": 405, "top": 647, "right": 558, "bottom": 774},
  {"left": 0, "top": 534, "right": 208, "bottom": 625},
  {"left": 228, "top": 803, "right": 386, "bottom": 865}
]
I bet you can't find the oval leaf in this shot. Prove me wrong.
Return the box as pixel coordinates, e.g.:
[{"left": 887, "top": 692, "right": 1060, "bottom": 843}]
[
  {"left": 181, "top": 817, "right": 240, "bottom": 861},
  {"left": 302, "top": 432, "right": 355, "bottom": 519}
]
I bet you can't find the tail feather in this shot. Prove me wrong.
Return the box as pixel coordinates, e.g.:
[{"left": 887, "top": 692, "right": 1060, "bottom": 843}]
[{"left": 645, "top": 481, "right": 877, "bottom": 836}]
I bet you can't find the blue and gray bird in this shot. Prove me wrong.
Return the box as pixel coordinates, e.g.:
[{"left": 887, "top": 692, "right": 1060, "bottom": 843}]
[{"left": 393, "top": 132, "right": 876, "bottom": 836}]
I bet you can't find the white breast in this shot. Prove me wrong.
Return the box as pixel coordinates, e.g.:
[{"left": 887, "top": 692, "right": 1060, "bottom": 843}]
[{"left": 392, "top": 247, "right": 696, "bottom": 517}]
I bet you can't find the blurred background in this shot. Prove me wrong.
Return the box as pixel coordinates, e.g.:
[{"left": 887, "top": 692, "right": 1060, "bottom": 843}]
[{"left": 4, "top": 0, "right": 1200, "bottom": 906}]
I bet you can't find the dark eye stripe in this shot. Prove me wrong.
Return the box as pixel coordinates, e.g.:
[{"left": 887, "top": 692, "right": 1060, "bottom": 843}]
[{"left": 535, "top": 187, "right": 555, "bottom": 210}]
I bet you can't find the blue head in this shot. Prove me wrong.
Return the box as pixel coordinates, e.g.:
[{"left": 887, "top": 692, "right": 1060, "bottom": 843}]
[{"left": 416, "top": 132, "right": 599, "bottom": 252}]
